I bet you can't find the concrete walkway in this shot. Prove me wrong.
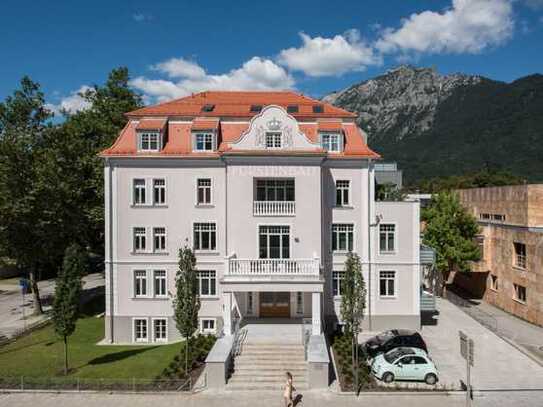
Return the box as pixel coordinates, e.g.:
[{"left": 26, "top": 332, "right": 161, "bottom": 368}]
[{"left": 0, "top": 273, "right": 104, "bottom": 340}]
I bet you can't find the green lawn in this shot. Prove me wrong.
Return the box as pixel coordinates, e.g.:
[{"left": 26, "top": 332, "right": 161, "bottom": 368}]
[{"left": 0, "top": 300, "right": 181, "bottom": 379}]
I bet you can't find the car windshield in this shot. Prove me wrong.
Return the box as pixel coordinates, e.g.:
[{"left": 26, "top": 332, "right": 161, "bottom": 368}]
[
  {"left": 377, "top": 330, "right": 395, "bottom": 341},
  {"left": 384, "top": 348, "right": 413, "bottom": 363}
]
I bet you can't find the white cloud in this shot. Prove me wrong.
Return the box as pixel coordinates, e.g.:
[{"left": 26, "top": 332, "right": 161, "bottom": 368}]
[
  {"left": 375, "top": 0, "right": 514, "bottom": 55},
  {"left": 131, "top": 57, "right": 294, "bottom": 102},
  {"left": 277, "top": 30, "right": 381, "bottom": 77},
  {"left": 46, "top": 86, "right": 93, "bottom": 115}
]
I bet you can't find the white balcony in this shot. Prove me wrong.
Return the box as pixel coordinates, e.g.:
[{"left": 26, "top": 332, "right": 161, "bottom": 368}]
[
  {"left": 253, "top": 201, "right": 295, "bottom": 216},
  {"left": 227, "top": 258, "right": 320, "bottom": 278}
]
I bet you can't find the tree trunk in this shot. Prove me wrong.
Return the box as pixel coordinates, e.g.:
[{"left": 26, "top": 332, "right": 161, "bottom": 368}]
[
  {"left": 355, "top": 336, "right": 359, "bottom": 395},
  {"left": 29, "top": 269, "right": 43, "bottom": 316},
  {"left": 63, "top": 336, "right": 68, "bottom": 375},
  {"left": 352, "top": 335, "right": 358, "bottom": 393},
  {"left": 184, "top": 335, "right": 189, "bottom": 376}
]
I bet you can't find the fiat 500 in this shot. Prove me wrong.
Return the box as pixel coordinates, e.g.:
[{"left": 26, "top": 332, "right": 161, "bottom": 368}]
[{"left": 371, "top": 347, "right": 439, "bottom": 385}]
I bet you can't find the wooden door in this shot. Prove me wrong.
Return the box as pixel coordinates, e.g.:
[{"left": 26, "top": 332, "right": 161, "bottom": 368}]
[{"left": 259, "top": 292, "right": 290, "bottom": 317}]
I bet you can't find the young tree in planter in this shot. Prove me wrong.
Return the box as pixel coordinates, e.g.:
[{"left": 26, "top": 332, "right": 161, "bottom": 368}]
[
  {"left": 52, "top": 243, "right": 86, "bottom": 375},
  {"left": 340, "top": 252, "right": 366, "bottom": 393},
  {"left": 422, "top": 191, "right": 480, "bottom": 295},
  {"left": 173, "top": 244, "right": 201, "bottom": 376}
]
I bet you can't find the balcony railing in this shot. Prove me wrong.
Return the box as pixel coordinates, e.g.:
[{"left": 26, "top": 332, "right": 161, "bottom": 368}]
[
  {"left": 253, "top": 201, "right": 295, "bottom": 216},
  {"left": 227, "top": 258, "right": 320, "bottom": 277}
]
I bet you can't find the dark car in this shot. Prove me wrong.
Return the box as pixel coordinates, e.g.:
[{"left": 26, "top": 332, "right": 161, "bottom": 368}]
[{"left": 364, "top": 330, "right": 427, "bottom": 358}]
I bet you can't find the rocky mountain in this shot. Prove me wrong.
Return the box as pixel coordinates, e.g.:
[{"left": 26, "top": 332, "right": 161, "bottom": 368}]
[{"left": 324, "top": 66, "right": 543, "bottom": 184}]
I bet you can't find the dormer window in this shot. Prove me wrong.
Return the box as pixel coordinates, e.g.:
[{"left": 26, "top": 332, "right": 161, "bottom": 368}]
[
  {"left": 321, "top": 133, "right": 342, "bottom": 152},
  {"left": 138, "top": 132, "right": 161, "bottom": 152},
  {"left": 193, "top": 132, "right": 216, "bottom": 152},
  {"left": 265, "top": 132, "right": 282, "bottom": 149}
]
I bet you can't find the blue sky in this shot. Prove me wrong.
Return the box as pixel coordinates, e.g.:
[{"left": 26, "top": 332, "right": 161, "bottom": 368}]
[{"left": 1, "top": 0, "right": 542, "bottom": 113}]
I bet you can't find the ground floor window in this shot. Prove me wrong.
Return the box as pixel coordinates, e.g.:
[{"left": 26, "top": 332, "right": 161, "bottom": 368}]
[
  {"left": 134, "top": 318, "right": 148, "bottom": 342},
  {"left": 153, "top": 319, "right": 167, "bottom": 342},
  {"left": 332, "top": 271, "right": 344, "bottom": 296},
  {"left": 247, "top": 292, "right": 254, "bottom": 315},
  {"left": 490, "top": 274, "right": 499, "bottom": 291},
  {"left": 513, "top": 284, "right": 527, "bottom": 303},
  {"left": 201, "top": 318, "right": 216, "bottom": 334},
  {"left": 379, "top": 271, "right": 396, "bottom": 297},
  {"left": 296, "top": 292, "right": 303, "bottom": 315}
]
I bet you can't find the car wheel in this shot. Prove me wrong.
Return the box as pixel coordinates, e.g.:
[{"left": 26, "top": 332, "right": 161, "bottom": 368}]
[
  {"left": 425, "top": 373, "right": 438, "bottom": 385},
  {"left": 382, "top": 372, "right": 394, "bottom": 383}
]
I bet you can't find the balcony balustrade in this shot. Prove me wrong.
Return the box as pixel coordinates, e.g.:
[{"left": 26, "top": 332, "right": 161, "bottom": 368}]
[
  {"left": 226, "top": 258, "right": 320, "bottom": 278},
  {"left": 253, "top": 200, "right": 295, "bottom": 216}
]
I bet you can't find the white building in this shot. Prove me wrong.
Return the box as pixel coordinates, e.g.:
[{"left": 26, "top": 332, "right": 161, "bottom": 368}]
[{"left": 100, "top": 91, "right": 421, "bottom": 345}]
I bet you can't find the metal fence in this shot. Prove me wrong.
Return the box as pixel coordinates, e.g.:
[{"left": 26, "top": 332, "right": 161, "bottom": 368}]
[
  {"left": 0, "top": 376, "right": 194, "bottom": 392},
  {"left": 445, "top": 290, "right": 498, "bottom": 332}
]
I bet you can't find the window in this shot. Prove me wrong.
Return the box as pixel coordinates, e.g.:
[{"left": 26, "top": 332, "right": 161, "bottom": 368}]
[
  {"left": 313, "top": 104, "right": 324, "bottom": 113},
  {"left": 336, "top": 180, "right": 350, "bottom": 206},
  {"left": 321, "top": 133, "right": 342, "bottom": 152},
  {"left": 153, "top": 319, "right": 167, "bottom": 342},
  {"left": 139, "top": 132, "right": 160, "bottom": 151},
  {"left": 201, "top": 319, "right": 216, "bottom": 334},
  {"left": 250, "top": 105, "right": 262, "bottom": 112},
  {"left": 379, "top": 224, "right": 396, "bottom": 253},
  {"left": 134, "top": 270, "right": 147, "bottom": 297},
  {"left": 194, "top": 133, "right": 214, "bottom": 151},
  {"left": 413, "top": 356, "right": 428, "bottom": 365},
  {"left": 153, "top": 227, "right": 166, "bottom": 252},
  {"left": 513, "top": 284, "right": 527, "bottom": 303},
  {"left": 197, "top": 271, "right": 217, "bottom": 296},
  {"left": 287, "top": 105, "right": 299, "bottom": 113},
  {"left": 259, "top": 225, "right": 290, "bottom": 259},
  {"left": 332, "top": 224, "right": 354, "bottom": 252},
  {"left": 133, "top": 227, "right": 146, "bottom": 252},
  {"left": 265, "top": 132, "right": 282, "bottom": 149},
  {"left": 133, "top": 179, "right": 146, "bottom": 205},
  {"left": 197, "top": 178, "right": 212, "bottom": 205},
  {"left": 256, "top": 179, "right": 295, "bottom": 201},
  {"left": 513, "top": 242, "right": 526, "bottom": 269},
  {"left": 379, "top": 271, "right": 396, "bottom": 297},
  {"left": 479, "top": 213, "right": 505, "bottom": 222},
  {"left": 296, "top": 292, "right": 303, "bottom": 315},
  {"left": 247, "top": 292, "right": 254, "bottom": 315},
  {"left": 476, "top": 235, "right": 485, "bottom": 260},
  {"left": 193, "top": 223, "right": 217, "bottom": 251},
  {"left": 153, "top": 179, "right": 166, "bottom": 205},
  {"left": 134, "top": 318, "right": 148, "bottom": 342},
  {"left": 332, "top": 271, "right": 344, "bottom": 296},
  {"left": 154, "top": 270, "right": 167, "bottom": 297},
  {"left": 490, "top": 275, "right": 499, "bottom": 291},
  {"left": 201, "top": 104, "right": 215, "bottom": 112}
]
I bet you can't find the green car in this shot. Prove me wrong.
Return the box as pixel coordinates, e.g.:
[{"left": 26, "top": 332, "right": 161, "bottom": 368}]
[{"left": 371, "top": 347, "right": 439, "bottom": 385}]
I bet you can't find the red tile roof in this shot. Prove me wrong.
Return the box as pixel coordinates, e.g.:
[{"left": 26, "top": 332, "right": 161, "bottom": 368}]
[
  {"left": 126, "top": 91, "right": 356, "bottom": 118},
  {"left": 191, "top": 117, "right": 220, "bottom": 130},
  {"left": 136, "top": 119, "right": 167, "bottom": 130}
]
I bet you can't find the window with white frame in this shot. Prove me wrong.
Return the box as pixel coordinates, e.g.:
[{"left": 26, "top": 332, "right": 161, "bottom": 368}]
[
  {"left": 265, "top": 132, "right": 282, "bottom": 149},
  {"left": 138, "top": 132, "right": 160, "bottom": 151},
  {"left": 256, "top": 179, "right": 295, "bottom": 201},
  {"left": 197, "top": 271, "right": 216, "bottom": 296},
  {"left": 193, "top": 223, "right": 216, "bottom": 251},
  {"left": 153, "top": 227, "right": 166, "bottom": 252},
  {"left": 335, "top": 180, "right": 350, "bottom": 206},
  {"left": 247, "top": 292, "right": 254, "bottom": 315},
  {"left": 134, "top": 270, "right": 147, "bottom": 297},
  {"left": 379, "top": 271, "right": 396, "bottom": 297},
  {"left": 154, "top": 270, "right": 167, "bottom": 297},
  {"left": 321, "top": 133, "right": 342, "bottom": 152},
  {"left": 133, "top": 227, "right": 146, "bottom": 252},
  {"left": 133, "top": 179, "right": 146, "bottom": 205},
  {"left": 332, "top": 224, "right": 354, "bottom": 252},
  {"left": 332, "top": 271, "right": 344, "bottom": 296},
  {"left": 379, "top": 224, "right": 396, "bottom": 253},
  {"left": 153, "top": 179, "right": 166, "bottom": 205},
  {"left": 134, "top": 318, "right": 148, "bottom": 342},
  {"left": 153, "top": 319, "right": 167, "bottom": 342},
  {"left": 201, "top": 319, "right": 216, "bottom": 334},
  {"left": 513, "top": 283, "right": 527, "bottom": 303},
  {"left": 296, "top": 292, "right": 303, "bottom": 315},
  {"left": 490, "top": 274, "right": 499, "bottom": 291},
  {"left": 197, "top": 178, "right": 212, "bottom": 205},
  {"left": 513, "top": 242, "right": 526, "bottom": 269},
  {"left": 194, "top": 133, "right": 214, "bottom": 151}
]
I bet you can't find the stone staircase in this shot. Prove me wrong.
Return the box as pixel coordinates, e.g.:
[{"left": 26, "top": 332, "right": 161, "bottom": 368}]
[{"left": 227, "top": 342, "right": 308, "bottom": 391}]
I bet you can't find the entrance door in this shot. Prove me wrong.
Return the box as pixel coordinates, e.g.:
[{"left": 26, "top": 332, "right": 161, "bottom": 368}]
[{"left": 259, "top": 292, "right": 290, "bottom": 317}]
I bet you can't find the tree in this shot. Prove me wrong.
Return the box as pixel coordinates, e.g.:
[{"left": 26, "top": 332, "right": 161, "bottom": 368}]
[
  {"left": 173, "top": 244, "right": 201, "bottom": 375},
  {"left": 340, "top": 252, "right": 366, "bottom": 393},
  {"left": 52, "top": 244, "right": 86, "bottom": 375},
  {"left": 0, "top": 76, "right": 54, "bottom": 314},
  {"left": 422, "top": 191, "right": 480, "bottom": 294}
]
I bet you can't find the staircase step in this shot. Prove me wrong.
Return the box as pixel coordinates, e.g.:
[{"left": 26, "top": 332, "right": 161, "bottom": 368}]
[
  {"left": 231, "top": 370, "right": 306, "bottom": 377},
  {"left": 227, "top": 382, "right": 309, "bottom": 391},
  {"left": 235, "top": 359, "right": 306, "bottom": 366}
]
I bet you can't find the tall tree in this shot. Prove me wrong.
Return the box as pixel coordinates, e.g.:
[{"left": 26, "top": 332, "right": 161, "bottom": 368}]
[
  {"left": 340, "top": 252, "right": 366, "bottom": 393},
  {"left": 0, "top": 77, "right": 54, "bottom": 314},
  {"left": 173, "top": 245, "right": 201, "bottom": 375},
  {"left": 52, "top": 243, "right": 86, "bottom": 375},
  {"left": 422, "top": 191, "right": 480, "bottom": 293}
]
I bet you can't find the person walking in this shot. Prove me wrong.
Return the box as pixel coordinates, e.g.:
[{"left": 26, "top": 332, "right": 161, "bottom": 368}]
[{"left": 283, "top": 371, "right": 295, "bottom": 407}]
